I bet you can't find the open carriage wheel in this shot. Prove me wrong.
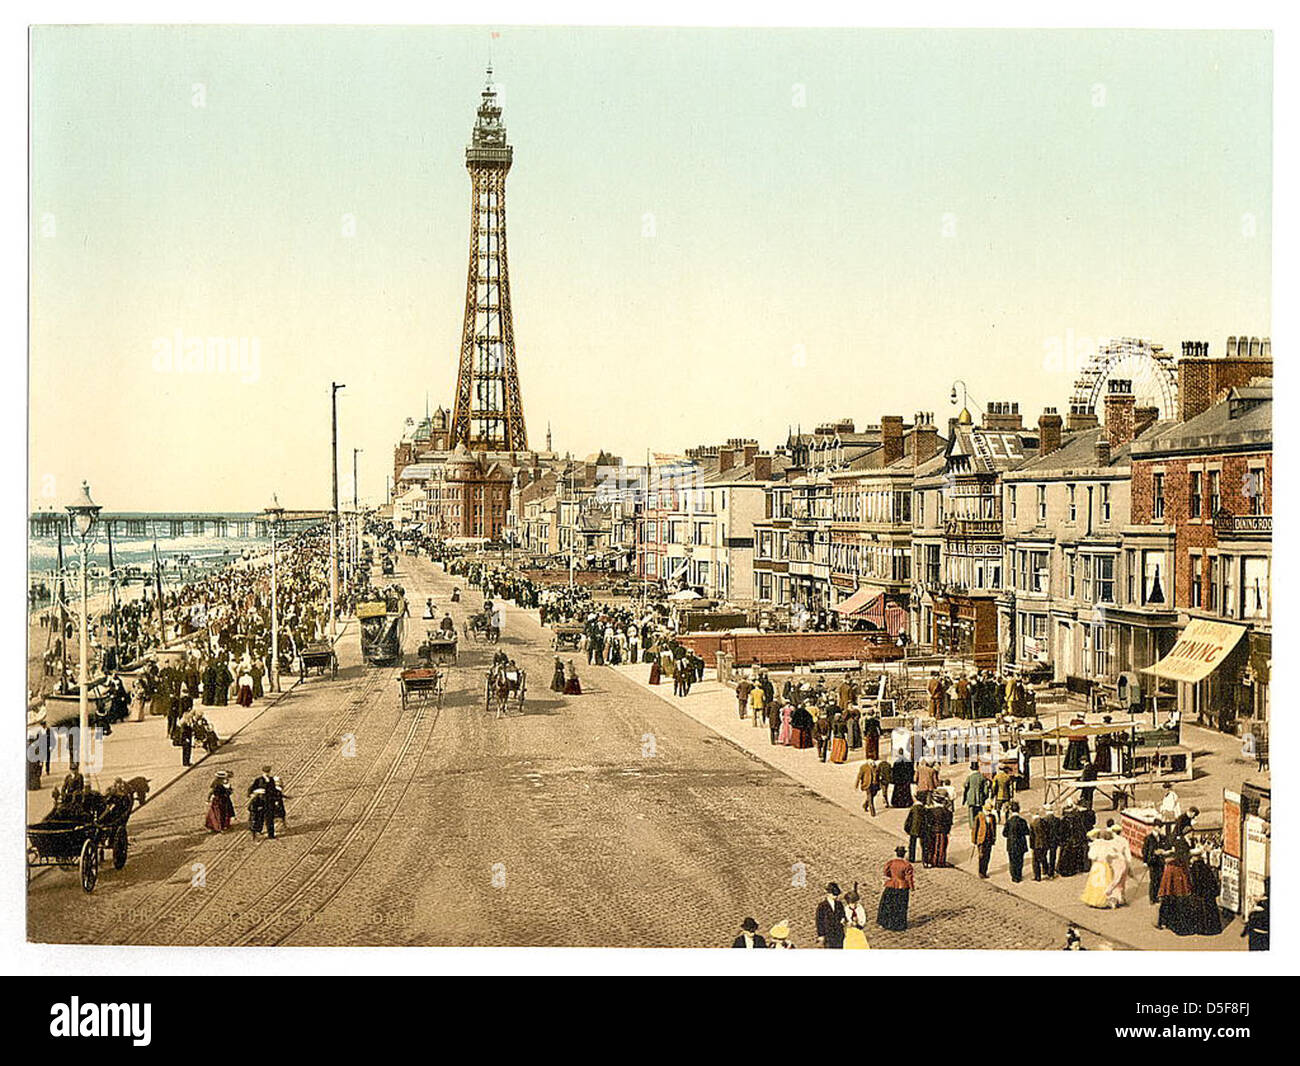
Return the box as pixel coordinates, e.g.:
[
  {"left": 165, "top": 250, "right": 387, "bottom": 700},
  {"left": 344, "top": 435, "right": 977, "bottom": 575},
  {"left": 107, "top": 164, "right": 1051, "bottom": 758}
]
[{"left": 80, "top": 837, "right": 99, "bottom": 893}]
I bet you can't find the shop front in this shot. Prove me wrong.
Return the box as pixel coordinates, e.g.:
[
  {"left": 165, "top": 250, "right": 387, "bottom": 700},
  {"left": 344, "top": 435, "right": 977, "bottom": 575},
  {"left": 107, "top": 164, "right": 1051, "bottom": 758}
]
[
  {"left": 931, "top": 592, "right": 998, "bottom": 668},
  {"left": 1142, "top": 618, "right": 1253, "bottom": 735}
]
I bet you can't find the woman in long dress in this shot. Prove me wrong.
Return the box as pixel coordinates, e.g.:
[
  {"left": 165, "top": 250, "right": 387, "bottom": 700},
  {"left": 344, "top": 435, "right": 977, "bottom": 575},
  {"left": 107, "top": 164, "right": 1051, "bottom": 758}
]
[
  {"left": 777, "top": 704, "right": 794, "bottom": 746},
  {"left": 863, "top": 715, "right": 881, "bottom": 760},
  {"left": 1188, "top": 849, "right": 1223, "bottom": 936},
  {"left": 563, "top": 659, "right": 583, "bottom": 696},
  {"left": 1104, "top": 828, "right": 1130, "bottom": 907},
  {"left": 551, "top": 657, "right": 566, "bottom": 693},
  {"left": 1156, "top": 836, "right": 1197, "bottom": 934},
  {"left": 829, "top": 714, "right": 849, "bottom": 764},
  {"left": 1080, "top": 829, "right": 1118, "bottom": 908},
  {"left": 789, "top": 704, "right": 815, "bottom": 749},
  {"left": 890, "top": 753, "right": 914, "bottom": 808},
  {"left": 877, "top": 847, "right": 914, "bottom": 931},
  {"left": 236, "top": 669, "right": 254, "bottom": 708},
  {"left": 204, "top": 771, "right": 236, "bottom": 833},
  {"left": 843, "top": 885, "right": 870, "bottom": 949}
]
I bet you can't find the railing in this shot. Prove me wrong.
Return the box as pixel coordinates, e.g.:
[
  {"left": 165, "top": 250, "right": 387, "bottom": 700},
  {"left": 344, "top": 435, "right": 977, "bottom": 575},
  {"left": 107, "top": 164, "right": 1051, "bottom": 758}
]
[{"left": 943, "top": 517, "right": 1002, "bottom": 537}]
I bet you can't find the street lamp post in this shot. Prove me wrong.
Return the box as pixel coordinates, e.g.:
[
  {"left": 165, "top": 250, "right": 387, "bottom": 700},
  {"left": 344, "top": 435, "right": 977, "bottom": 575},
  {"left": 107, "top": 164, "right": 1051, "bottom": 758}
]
[
  {"left": 265, "top": 496, "right": 285, "bottom": 693},
  {"left": 66, "top": 481, "right": 101, "bottom": 772},
  {"left": 330, "top": 382, "right": 345, "bottom": 639},
  {"left": 353, "top": 448, "right": 363, "bottom": 580}
]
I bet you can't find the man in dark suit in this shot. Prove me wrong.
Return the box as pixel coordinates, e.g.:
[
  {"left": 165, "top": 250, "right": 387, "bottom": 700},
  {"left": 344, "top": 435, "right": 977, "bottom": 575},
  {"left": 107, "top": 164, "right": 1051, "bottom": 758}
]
[
  {"left": 248, "top": 765, "right": 283, "bottom": 839},
  {"left": 1003, "top": 801, "right": 1031, "bottom": 883},
  {"left": 1031, "top": 804, "right": 1060, "bottom": 880},
  {"left": 731, "top": 917, "right": 767, "bottom": 948},
  {"left": 1142, "top": 822, "right": 1170, "bottom": 904},
  {"left": 815, "top": 883, "right": 846, "bottom": 948}
]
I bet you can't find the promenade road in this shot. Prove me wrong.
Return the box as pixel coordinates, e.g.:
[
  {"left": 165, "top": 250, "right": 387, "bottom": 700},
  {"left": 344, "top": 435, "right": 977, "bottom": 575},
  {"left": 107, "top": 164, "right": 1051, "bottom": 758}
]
[{"left": 30, "top": 553, "right": 1075, "bottom": 949}]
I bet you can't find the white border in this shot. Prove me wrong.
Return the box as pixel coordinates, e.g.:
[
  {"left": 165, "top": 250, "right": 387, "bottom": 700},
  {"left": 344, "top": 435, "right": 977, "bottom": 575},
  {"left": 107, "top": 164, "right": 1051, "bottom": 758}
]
[{"left": 4, "top": 2, "right": 1293, "bottom": 978}]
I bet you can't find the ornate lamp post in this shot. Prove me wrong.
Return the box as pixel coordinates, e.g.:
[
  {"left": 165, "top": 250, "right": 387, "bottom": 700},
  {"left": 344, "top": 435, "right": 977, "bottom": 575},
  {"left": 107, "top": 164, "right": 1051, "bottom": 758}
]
[
  {"left": 265, "top": 496, "right": 285, "bottom": 694},
  {"left": 66, "top": 481, "right": 101, "bottom": 771}
]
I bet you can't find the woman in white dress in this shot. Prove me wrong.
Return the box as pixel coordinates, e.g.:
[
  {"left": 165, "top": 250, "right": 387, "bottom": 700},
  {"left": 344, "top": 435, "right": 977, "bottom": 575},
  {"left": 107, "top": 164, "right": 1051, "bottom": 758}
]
[{"left": 1103, "top": 826, "right": 1131, "bottom": 907}]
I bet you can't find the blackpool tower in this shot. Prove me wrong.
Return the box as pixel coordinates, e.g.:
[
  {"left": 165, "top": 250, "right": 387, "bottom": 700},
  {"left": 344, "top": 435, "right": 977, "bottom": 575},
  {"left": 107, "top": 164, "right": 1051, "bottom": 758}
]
[{"left": 449, "top": 67, "right": 528, "bottom": 452}]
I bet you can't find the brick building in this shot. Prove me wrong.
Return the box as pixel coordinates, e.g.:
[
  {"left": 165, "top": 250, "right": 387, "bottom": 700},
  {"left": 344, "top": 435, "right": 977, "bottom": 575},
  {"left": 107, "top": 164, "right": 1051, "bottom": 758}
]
[{"left": 1130, "top": 376, "right": 1272, "bottom": 731}]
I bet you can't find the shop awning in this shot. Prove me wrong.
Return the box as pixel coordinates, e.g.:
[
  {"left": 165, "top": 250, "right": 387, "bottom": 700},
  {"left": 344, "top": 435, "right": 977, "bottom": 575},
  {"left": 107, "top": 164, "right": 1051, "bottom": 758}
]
[
  {"left": 1141, "top": 619, "right": 1247, "bottom": 683},
  {"left": 831, "top": 586, "right": 875, "bottom": 615},
  {"left": 860, "top": 593, "right": 908, "bottom": 636}
]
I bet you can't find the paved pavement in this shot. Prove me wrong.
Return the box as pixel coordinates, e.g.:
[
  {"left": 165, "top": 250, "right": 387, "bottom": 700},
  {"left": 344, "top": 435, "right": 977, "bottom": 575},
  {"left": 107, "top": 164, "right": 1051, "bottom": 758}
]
[
  {"left": 609, "top": 665, "right": 1248, "bottom": 951},
  {"left": 26, "top": 553, "right": 1184, "bottom": 950}
]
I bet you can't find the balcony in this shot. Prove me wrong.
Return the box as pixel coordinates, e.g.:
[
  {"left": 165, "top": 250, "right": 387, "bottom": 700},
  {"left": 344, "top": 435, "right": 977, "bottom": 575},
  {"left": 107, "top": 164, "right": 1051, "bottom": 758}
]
[
  {"left": 1213, "top": 511, "right": 1271, "bottom": 537},
  {"left": 943, "top": 517, "right": 1002, "bottom": 538}
]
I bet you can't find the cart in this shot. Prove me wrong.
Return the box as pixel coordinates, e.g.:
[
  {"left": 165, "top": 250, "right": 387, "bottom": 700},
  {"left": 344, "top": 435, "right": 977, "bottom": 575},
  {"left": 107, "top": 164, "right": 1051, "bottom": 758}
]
[
  {"left": 417, "top": 631, "right": 458, "bottom": 667},
  {"left": 551, "top": 623, "right": 584, "bottom": 652},
  {"left": 399, "top": 667, "right": 445, "bottom": 712},
  {"left": 299, "top": 640, "right": 339, "bottom": 680},
  {"left": 464, "top": 611, "right": 497, "bottom": 644},
  {"left": 486, "top": 662, "right": 527, "bottom": 717},
  {"left": 26, "top": 803, "right": 131, "bottom": 892}
]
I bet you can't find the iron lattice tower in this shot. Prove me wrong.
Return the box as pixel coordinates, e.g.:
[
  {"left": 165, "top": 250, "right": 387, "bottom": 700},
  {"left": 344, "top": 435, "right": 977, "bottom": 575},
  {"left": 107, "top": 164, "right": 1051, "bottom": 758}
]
[{"left": 450, "top": 68, "right": 528, "bottom": 452}]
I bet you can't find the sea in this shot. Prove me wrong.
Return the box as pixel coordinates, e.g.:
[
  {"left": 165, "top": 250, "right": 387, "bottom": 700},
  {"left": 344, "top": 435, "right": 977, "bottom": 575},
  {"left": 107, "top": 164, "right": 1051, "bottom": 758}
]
[{"left": 27, "top": 512, "right": 273, "bottom": 595}]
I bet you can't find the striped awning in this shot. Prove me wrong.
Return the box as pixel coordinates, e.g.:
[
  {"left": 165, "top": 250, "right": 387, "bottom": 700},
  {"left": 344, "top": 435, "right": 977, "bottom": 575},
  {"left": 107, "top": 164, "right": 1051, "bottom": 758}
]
[{"left": 831, "top": 586, "right": 875, "bottom": 615}]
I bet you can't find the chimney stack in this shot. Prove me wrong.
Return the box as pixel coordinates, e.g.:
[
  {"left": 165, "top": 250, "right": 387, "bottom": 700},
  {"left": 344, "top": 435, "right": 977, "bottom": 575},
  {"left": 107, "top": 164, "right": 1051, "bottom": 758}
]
[
  {"left": 1180, "top": 335, "right": 1273, "bottom": 422},
  {"left": 1066, "top": 403, "right": 1099, "bottom": 431},
  {"left": 1038, "top": 407, "right": 1063, "bottom": 456},
  {"left": 753, "top": 452, "right": 773, "bottom": 482},
  {"left": 881, "top": 415, "right": 905, "bottom": 465},
  {"left": 1105, "top": 378, "right": 1136, "bottom": 451},
  {"left": 1095, "top": 439, "right": 1112, "bottom": 466},
  {"left": 717, "top": 446, "right": 735, "bottom": 474},
  {"left": 912, "top": 412, "right": 940, "bottom": 466},
  {"left": 983, "top": 401, "right": 1023, "bottom": 431},
  {"left": 742, "top": 440, "right": 759, "bottom": 467},
  {"left": 1133, "top": 405, "right": 1159, "bottom": 438}
]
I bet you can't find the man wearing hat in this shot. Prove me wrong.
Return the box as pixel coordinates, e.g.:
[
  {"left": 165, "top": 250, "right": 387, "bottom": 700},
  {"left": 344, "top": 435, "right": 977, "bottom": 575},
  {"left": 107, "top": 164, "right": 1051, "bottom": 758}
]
[
  {"left": 731, "top": 917, "right": 767, "bottom": 949},
  {"left": 815, "top": 883, "right": 847, "bottom": 948},
  {"left": 248, "top": 764, "right": 284, "bottom": 839},
  {"left": 1002, "top": 801, "right": 1031, "bottom": 883},
  {"left": 1031, "top": 803, "right": 1059, "bottom": 881},
  {"left": 972, "top": 801, "right": 998, "bottom": 879}
]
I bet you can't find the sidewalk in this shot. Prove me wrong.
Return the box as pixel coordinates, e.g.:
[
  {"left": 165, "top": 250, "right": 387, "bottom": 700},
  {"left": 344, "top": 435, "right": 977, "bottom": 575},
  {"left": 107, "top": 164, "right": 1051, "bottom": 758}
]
[
  {"left": 25, "top": 624, "right": 355, "bottom": 828},
  {"left": 609, "top": 660, "right": 1248, "bottom": 951}
]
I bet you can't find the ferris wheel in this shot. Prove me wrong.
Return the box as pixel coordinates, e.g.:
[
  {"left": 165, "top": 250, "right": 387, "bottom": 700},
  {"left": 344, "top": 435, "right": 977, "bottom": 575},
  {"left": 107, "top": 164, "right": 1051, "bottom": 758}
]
[{"left": 1069, "top": 338, "right": 1179, "bottom": 418}]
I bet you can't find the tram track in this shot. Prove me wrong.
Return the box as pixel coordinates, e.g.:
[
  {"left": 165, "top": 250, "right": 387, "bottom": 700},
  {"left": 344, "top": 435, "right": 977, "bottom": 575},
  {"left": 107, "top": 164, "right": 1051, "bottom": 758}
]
[{"left": 121, "top": 661, "right": 396, "bottom": 945}]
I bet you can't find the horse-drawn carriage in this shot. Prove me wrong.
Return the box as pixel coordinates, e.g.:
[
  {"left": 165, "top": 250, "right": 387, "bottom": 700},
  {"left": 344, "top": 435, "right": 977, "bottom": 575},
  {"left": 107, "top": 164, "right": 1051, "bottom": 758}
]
[
  {"left": 551, "top": 622, "right": 584, "bottom": 652},
  {"left": 399, "top": 667, "right": 446, "bottom": 712},
  {"left": 27, "top": 797, "right": 132, "bottom": 892},
  {"left": 416, "top": 630, "right": 458, "bottom": 667},
  {"left": 464, "top": 611, "right": 498, "bottom": 644},
  {"left": 485, "top": 655, "right": 526, "bottom": 717},
  {"left": 358, "top": 599, "right": 405, "bottom": 666},
  {"left": 299, "top": 639, "right": 339, "bottom": 680}
]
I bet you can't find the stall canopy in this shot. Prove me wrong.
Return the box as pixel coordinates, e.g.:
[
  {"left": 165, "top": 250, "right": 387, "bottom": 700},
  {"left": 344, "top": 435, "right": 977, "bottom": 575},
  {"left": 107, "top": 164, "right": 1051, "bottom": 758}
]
[
  {"left": 832, "top": 589, "right": 907, "bottom": 636},
  {"left": 1141, "top": 619, "right": 1247, "bottom": 684},
  {"left": 831, "top": 587, "right": 874, "bottom": 615}
]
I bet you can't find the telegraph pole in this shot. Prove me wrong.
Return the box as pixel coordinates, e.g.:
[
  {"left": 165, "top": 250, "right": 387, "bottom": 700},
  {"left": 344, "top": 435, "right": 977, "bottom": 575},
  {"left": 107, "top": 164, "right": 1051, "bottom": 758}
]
[
  {"left": 330, "top": 382, "right": 345, "bottom": 639},
  {"left": 353, "top": 447, "right": 363, "bottom": 580}
]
